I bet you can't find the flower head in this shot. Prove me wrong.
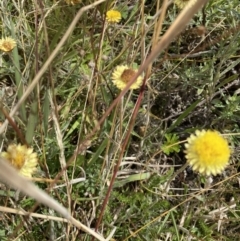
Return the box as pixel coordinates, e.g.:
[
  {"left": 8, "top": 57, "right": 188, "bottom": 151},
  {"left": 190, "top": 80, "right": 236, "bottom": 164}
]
[
  {"left": 106, "top": 9, "right": 121, "bottom": 23},
  {"left": 112, "top": 65, "right": 143, "bottom": 90},
  {"left": 0, "top": 144, "right": 38, "bottom": 178},
  {"left": 0, "top": 37, "right": 17, "bottom": 52},
  {"left": 185, "top": 130, "right": 230, "bottom": 176},
  {"left": 174, "top": 0, "right": 197, "bottom": 9}
]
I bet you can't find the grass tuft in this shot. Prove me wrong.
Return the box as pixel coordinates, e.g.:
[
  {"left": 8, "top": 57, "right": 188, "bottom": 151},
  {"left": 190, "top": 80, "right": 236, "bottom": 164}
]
[{"left": 0, "top": 0, "right": 240, "bottom": 240}]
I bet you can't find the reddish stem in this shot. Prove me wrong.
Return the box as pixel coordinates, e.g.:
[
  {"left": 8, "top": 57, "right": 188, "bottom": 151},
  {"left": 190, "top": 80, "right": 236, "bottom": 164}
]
[{"left": 93, "top": 76, "right": 147, "bottom": 238}]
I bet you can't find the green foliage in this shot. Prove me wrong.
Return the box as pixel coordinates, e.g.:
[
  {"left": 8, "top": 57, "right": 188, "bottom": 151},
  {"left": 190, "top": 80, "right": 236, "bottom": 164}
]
[
  {"left": 74, "top": 163, "right": 102, "bottom": 196},
  {"left": 213, "top": 94, "right": 240, "bottom": 121},
  {"left": 161, "top": 133, "right": 181, "bottom": 155},
  {"left": 1, "top": 0, "right": 240, "bottom": 240},
  {"left": 148, "top": 170, "right": 174, "bottom": 187},
  {"left": 197, "top": 219, "right": 213, "bottom": 237},
  {"left": 108, "top": 189, "right": 172, "bottom": 239},
  {"left": 0, "top": 230, "right": 7, "bottom": 241}
]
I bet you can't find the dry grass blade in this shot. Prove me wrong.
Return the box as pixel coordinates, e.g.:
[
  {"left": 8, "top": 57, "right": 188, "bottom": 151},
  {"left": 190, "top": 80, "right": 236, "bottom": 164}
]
[
  {"left": 93, "top": 0, "right": 210, "bottom": 234},
  {"left": 0, "top": 157, "right": 70, "bottom": 219},
  {"left": 84, "top": 0, "right": 210, "bottom": 143},
  {"left": 137, "top": 0, "right": 210, "bottom": 76},
  {"left": 1, "top": 0, "right": 239, "bottom": 239},
  {"left": 0, "top": 157, "right": 106, "bottom": 241},
  {"left": 0, "top": 0, "right": 107, "bottom": 135},
  {"left": 0, "top": 206, "right": 69, "bottom": 223}
]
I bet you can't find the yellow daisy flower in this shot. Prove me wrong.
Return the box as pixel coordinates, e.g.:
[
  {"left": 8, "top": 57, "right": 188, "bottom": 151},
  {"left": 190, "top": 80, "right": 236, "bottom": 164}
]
[
  {"left": 0, "top": 144, "right": 38, "bottom": 178},
  {"left": 106, "top": 9, "right": 121, "bottom": 23},
  {"left": 0, "top": 37, "right": 17, "bottom": 52},
  {"left": 112, "top": 65, "right": 143, "bottom": 90},
  {"left": 174, "top": 0, "right": 197, "bottom": 9},
  {"left": 185, "top": 130, "right": 230, "bottom": 176}
]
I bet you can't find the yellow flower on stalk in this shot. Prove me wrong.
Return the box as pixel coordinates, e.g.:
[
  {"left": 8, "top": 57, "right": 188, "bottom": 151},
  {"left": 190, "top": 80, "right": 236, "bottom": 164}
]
[
  {"left": 174, "top": 0, "right": 197, "bottom": 9},
  {"left": 185, "top": 130, "right": 230, "bottom": 176},
  {"left": 0, "top": 37, "right": 16, "bottom": 52},
  {"left": 0, "top": 144, "right": 38, "bottom": 178},
  {"left": 112, "top": 65, "right": 143, "bottom": 90},
  {"left": 106, "top": 9, "right": 121, "bottom": 23}
]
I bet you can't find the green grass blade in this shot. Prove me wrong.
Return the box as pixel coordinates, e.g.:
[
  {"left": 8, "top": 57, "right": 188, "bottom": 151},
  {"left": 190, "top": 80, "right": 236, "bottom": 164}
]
[
  {"left": 167, "top": 99, "right": 201, "bottom": 133},
  {"left": 10, "top": 19, "right": 27, "bottom": 122}
]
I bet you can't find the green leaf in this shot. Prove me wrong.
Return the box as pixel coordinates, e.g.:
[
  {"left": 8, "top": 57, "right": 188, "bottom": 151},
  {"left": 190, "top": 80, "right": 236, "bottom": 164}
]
[{"left": 161, "top": 133, "right": 181, "bottom": 155}]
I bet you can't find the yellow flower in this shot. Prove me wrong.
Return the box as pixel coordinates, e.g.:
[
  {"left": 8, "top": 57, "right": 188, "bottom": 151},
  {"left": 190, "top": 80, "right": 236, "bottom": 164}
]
[
  {"left": 185, "top": 130, "right": 230, "bottom": 176},
  {"left": 0, "top": 144, "right": 38, "bottom": 178},
  {"left": 174, "top": 0, "right": 197, "bottom": 9},
  {"left": 106, "top": 10, "right": 121, "bottom": 23},
  {"left": 65, "top": 0, "right": 81, "bottom": 5},
  {"left": 0, "top": 37, "right": 16, "bottom": 52},
  {"left": 112, "top": 65, "right": 143, "bottom": 90}
]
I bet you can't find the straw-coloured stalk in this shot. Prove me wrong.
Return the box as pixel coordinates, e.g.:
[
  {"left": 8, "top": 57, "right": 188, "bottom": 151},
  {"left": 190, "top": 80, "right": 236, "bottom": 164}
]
[
  {"left": 94, "top": 0, "right": 210, "bottom": 232},
  {"left": 0, "top": 0, "right": 107, "bottom": 135},
  {"left": 0, "top": 156, "right": 107, "bottom": 241}
]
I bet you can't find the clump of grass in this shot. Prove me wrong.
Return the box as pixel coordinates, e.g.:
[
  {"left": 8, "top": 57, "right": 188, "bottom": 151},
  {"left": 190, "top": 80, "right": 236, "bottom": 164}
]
[{"left": 0, "top": 0, "right": 240, "bottom": 240}]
